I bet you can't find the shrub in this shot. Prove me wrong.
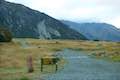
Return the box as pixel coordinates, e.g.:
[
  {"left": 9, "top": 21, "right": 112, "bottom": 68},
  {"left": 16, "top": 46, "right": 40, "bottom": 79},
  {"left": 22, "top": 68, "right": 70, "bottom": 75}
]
[
  {"left": 20, "top": 76, "right": 30, "bottom": 80},
  {"left": 93, "top": 39, "right": 100, "bottom": 41},
  {"left": 0, "top": 26, "right": 12, "bottom": 42}
]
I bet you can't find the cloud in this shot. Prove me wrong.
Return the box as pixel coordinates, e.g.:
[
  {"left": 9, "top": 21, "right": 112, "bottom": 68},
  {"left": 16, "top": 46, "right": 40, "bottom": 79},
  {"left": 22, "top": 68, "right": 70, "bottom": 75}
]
[
  {"left": 106, "top": 16, "right": 120, "bottom": 28},
  {"left": 6, "top": 0, "right": 120, "bottom": 28}
]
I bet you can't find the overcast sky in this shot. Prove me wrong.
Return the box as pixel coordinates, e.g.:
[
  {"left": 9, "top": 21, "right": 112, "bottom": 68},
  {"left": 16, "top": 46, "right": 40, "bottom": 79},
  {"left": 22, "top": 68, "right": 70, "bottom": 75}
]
[{"left": 6, "top": 0, "right": 120, "bottom": 28}]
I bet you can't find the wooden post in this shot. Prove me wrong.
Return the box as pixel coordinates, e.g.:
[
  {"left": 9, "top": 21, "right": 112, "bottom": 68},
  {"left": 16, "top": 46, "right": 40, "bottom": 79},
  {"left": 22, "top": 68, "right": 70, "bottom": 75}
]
[{"left": 27, "top": 55, "right": 34, "bottom": 73}]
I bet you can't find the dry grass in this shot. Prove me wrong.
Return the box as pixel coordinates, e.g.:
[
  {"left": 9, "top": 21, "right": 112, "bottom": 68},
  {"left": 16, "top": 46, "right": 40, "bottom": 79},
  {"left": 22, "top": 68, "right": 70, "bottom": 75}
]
[{"left": 0, "top": 38, "right": 120, "bottom": 80}]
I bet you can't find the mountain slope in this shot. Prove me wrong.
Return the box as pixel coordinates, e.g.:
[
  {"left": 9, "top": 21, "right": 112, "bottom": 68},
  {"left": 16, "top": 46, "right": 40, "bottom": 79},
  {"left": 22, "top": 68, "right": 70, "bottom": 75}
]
[
  {"left": 62, "top": 20, "right": 120, "bottom": 41},
  {"left": 0, "top": 0, "right": 87, "bottom": 40}
]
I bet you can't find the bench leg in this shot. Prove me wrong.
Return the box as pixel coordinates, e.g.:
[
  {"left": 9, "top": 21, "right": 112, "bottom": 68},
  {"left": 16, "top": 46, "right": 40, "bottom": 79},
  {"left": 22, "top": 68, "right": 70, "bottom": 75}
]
[
  {"left": 55, "top": 64, "right": 58, "bottom": 72},
  {"left": 41, "top": 59, "right": 43, "bottom": 72}
]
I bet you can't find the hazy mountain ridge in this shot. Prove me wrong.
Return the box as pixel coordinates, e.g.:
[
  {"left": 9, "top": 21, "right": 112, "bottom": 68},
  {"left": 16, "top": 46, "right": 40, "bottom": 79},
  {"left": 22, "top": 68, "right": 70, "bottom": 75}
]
[
  {"left": 0, "top": 0, "right": 87, "bottom": 40},
  {"left": 62, "top": 20, "right": 120, "bottom": 41}
]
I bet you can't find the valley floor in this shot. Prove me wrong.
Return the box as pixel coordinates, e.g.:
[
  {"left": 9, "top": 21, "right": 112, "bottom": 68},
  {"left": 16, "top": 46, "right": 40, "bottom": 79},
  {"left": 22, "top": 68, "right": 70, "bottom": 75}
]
[{"left": 0, "top": 38, "right": 120, "bottom": 80}]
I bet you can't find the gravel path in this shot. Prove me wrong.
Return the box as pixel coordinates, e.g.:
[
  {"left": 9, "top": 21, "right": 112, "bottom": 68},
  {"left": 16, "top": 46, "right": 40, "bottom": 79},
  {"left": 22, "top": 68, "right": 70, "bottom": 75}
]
[{"left": 42, "top": 49, "right": 120, "bottom": 80}]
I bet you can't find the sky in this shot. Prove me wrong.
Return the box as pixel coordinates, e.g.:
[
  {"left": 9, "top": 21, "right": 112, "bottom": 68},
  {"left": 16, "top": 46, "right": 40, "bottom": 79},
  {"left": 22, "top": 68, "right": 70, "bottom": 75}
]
[{"left": 6, "top": 0, "right": 120, "bottom": 28}]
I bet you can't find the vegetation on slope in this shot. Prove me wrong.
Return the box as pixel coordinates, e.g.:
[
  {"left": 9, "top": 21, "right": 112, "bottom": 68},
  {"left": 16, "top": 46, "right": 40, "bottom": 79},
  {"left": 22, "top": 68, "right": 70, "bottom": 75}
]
[{"left": 0, "top": 26, "right": 12, "bottom": 42}]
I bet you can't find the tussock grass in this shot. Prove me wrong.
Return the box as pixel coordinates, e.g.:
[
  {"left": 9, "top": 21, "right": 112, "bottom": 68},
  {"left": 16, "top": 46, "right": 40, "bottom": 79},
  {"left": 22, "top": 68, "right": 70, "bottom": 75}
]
[{"left": 0, "top": 38, "right": 120, "bottom": 80}]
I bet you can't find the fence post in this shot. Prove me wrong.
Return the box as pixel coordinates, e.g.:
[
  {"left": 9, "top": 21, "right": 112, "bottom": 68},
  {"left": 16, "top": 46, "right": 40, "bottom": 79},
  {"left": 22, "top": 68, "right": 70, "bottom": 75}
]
[{"left": 27, "top": 55, "right": 34, "bottom": 73}]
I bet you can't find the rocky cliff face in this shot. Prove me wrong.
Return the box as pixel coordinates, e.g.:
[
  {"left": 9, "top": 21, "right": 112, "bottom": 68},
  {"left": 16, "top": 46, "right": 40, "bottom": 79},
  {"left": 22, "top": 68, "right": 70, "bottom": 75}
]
[{"left": 0, "top": 0, "right": 87, "bottom": 40}]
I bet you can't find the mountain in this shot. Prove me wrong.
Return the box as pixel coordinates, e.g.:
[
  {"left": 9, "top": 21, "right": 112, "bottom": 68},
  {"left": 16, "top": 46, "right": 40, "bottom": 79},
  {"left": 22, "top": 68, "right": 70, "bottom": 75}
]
[
  {"left": 119, "top": 28, "right": 120, "bottom": 31},
  {"left": 0, "top": 0, "right": 87, "bottom": 40},
  {"left": 62, "top": 20, "right": 120, "bottom": 41}
]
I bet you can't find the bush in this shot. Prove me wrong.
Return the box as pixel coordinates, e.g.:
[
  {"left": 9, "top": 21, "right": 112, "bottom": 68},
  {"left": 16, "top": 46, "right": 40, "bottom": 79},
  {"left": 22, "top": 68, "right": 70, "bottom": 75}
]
[
  {"left": 93, "top": 39, "right": 100, "bottom": 41},
  {"left": 0, "top": 27, "right": 12, "bottom": 42},
  {"left": 20, "top": 77, "right": 30, "bottom": 80}
]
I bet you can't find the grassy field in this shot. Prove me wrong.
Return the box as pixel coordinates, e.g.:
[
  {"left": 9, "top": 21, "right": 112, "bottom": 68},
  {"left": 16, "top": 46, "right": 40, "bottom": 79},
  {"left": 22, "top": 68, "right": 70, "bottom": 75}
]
[{"left": 0, "top": 38, "right": 120, "bottom": 80}]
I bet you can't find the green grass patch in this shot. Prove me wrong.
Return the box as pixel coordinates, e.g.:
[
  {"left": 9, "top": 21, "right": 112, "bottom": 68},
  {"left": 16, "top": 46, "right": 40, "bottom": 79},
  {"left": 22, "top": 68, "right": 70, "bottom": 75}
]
[
  {"left": 20, "top": 76, "right": 30, "bottom": 80},
  {"left": 110, "top": 56, "right": 120, "bottom": 62},
  {"left": 50, "top": 48, "right": 62, "bottom": 52},
  {"left": 68, "top": 48, "right": 83, "bottom": 51}
]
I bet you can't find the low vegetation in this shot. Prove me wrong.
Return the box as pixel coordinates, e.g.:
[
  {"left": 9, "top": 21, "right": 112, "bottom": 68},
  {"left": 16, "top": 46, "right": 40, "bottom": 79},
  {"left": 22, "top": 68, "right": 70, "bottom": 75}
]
[
  {"left": 0, "top": 38, "right": 120, "bottom": 80},
  {"left": 0, "top": 27, "right": 12, "bottom": 42}
]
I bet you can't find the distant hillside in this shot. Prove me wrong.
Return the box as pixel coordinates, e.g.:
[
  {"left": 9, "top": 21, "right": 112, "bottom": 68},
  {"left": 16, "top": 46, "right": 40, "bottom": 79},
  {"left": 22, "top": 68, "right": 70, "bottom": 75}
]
[
  {"left": 62, "top": 20, "right": 120, "bottom": 41},
  {"left": 0, "top": 0, "right": 87, "bottom": 40},
  {"left": 119, "top": 28, "right": 120, "bottom": 31}
]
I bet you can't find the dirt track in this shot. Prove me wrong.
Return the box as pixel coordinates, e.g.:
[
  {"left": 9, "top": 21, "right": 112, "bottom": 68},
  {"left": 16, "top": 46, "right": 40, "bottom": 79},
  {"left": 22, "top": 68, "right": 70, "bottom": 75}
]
[{"left": 42, "top": 49, "right": 120, "bottom": 80}]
